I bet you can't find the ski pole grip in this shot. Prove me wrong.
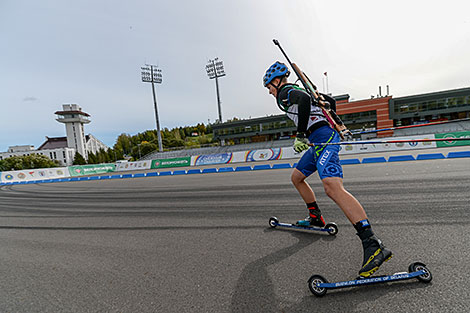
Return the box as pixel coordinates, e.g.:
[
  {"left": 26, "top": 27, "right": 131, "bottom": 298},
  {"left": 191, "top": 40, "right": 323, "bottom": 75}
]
[{"left": 273, "top": 39, "right": 279, "bottom": 45}]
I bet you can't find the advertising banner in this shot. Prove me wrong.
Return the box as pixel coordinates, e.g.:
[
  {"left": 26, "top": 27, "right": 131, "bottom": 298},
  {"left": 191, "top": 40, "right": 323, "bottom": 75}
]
[
  {"left": 245, "top": 148, "right": 282, "bottom": 162},
  {"left": 116, "top": 160, "right": 152, "bottom": 172},
  {"left": 230, "top": 151, "right": 247, "bottom": 163},
  {"left": 338, "top": 134, "right": 437, "bottom": 155},
  {"left": 192, "top": 153, "right": 233, "bottom": 166},
  {"left": 68, "top": 163, "right": 116, "bottom": 177},
  {"left": 151, "top": 157, "right": 191, "bottom": 169},
  {"left": 0, "top": 167, "right": 70, "bottom": 183},
  {"left": 434, "top": 131, "right": 470, "bottom": 147},
  {"left": 279, "top": 146, "right": 299, "bottom": 160}
]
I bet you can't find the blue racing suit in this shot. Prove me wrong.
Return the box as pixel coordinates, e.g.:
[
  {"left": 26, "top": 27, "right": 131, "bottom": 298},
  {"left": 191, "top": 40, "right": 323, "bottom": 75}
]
[{"left": 277, "top": 84, "right": 343, "bottom": 179}]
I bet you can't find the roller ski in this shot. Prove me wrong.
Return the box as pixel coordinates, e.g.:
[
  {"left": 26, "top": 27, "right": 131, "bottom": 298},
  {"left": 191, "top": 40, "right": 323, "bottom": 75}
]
[
  {"left": 308, "top": 262, "right": 432, "bottom": 297},
  {"left": 268, "top": 216, "right": 338, "bottom": 236}
]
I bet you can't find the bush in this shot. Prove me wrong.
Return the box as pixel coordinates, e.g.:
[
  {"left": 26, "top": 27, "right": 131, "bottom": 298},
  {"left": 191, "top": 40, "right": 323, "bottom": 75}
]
[{"left": 0, "top": 154, "right": 60, "bottom": 171}]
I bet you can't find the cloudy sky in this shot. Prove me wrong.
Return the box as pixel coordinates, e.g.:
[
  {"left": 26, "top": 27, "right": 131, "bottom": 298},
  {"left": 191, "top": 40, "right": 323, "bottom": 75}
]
[{"left": 1, "top": 0, "right": 469, "bottom": 151}]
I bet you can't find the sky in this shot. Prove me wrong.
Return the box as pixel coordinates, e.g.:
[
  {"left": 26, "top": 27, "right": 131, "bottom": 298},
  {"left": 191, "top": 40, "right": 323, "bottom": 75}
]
[{"left": 1, "top": 0, "right": 469, "bottom": 151}]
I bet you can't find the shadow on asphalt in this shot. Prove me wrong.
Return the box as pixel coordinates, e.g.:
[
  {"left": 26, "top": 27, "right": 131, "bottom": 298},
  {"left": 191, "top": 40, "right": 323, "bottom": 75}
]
[
  {"left": 231, "top": 228, "right": 432, "bottom": 313},
  {"left": 230, "top": 229, "right": 328, "bottom": 313}
]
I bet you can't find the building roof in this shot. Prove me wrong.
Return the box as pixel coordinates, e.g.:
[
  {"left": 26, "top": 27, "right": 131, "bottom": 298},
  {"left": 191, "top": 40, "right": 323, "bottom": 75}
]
[
  {"left": 392, "top": 86, "right": 470, "bottom": 103},
  {"left": 54, "top": 110, "right": 91, "bottom": 117},
  {"left": 37, "top": 137, "right": 68, "bottom": 150}
]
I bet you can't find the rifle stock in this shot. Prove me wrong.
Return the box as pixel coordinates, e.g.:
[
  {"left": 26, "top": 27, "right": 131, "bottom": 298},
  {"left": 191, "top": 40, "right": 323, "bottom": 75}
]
[
  {"left": 273, "top": 39, "right": 352, "bottom": 139},
  {"left": 291, "top": 64, "right": 351, "bottom": 139}
]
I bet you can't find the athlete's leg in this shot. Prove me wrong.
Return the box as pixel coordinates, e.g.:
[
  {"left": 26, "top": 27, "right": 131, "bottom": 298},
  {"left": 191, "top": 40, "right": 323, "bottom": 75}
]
[
  {"left": 291, "top": 169, "right": 316, "bottom": 203},
  {"left": 318, "top": 149, "right": 393, "bottom": 277},
  {"left": 291, "top": 169, "right": 326, "bottom": 227},
  {"left": 291, "top": 149, "right": 327, "bottom": 227},
  {"left": 321, "top": 177, "right": 366, "bottom": 224}
]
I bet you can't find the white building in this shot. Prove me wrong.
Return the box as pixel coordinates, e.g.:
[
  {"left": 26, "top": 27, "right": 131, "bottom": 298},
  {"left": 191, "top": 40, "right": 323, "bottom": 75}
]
[
  {"left": 0, "top": 143, "right": 76, "bottom": 166},
  {"left": 0, "top": 104, "right": 108, "bottom": 166}
]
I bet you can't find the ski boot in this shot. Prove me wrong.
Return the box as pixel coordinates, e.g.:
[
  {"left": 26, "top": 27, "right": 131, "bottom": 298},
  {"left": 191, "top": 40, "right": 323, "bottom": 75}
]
[
  {"left": 296, "top": 208, "right": 326, "bottom": 227},
  {"left": 358, "top": 235, "right": 393, "bottom": 278}
]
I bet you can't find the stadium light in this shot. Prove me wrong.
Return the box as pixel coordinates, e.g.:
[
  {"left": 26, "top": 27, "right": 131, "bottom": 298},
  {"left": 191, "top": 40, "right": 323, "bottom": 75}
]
[
  {"left": 206, "top": 58, "right": 225, "bottom": 124},
  {"left": 141, "top": 64, "right": 163, "bottom": 153}
]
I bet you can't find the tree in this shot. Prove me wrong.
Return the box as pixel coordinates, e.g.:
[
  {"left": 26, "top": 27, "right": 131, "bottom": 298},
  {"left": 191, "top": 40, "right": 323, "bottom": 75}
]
[
  {"left": 73, "top": 152, "right": 86, "bottom": 165},
  {"left": 131, "top": 142, "right": 158, "bottom": 160},
  {"left": 0, "top": 154, "right": 59, "bottom": 171},
  {"left": 114, "top": 134, "right": 133, "bottom": 155},
  {"left": 87, "top": 152, "right": 98, "bottom": 164},
  {"left": 109, "top": 122, "right": 214, "bottom": 158}
]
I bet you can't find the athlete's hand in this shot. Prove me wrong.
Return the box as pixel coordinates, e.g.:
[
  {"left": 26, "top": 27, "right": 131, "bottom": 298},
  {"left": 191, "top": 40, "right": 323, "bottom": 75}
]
[{"left": 293, "top": 132, "right": 309, "bottom": 153}]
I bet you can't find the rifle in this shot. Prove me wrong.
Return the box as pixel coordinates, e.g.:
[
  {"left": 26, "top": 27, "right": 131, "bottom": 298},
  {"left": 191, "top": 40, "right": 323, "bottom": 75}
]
[{"left": 272, "top": 39, "right": 352, "bottom": 140}]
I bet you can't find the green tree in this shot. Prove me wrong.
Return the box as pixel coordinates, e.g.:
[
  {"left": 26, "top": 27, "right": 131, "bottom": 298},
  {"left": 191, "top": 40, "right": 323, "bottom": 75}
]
[
  {"left": 0, "top": 154, "right": 59, "bottom": 171},
  {"left": 87, "top": 152, "right": 98, "bottom": 164},
  {"left": 101, "top": 148, "right": 110, "bottom": 163},
  {"left": 114, "top": 134, "right": 133, "bottom": 155},
  {"left": 131, "top": 142, "right": 158, "bottom": 160},
  {"left": 109, "top": 122, "right": 214, "bottom": 158},
  {"left": 73, "top": 152, "right": 86, "bottom": 165}
]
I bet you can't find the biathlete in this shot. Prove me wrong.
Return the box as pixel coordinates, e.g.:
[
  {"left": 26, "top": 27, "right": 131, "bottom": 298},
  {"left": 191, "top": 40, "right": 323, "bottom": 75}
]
[{"left": 263, "top": 61, "right": 392, "bottom": 278}]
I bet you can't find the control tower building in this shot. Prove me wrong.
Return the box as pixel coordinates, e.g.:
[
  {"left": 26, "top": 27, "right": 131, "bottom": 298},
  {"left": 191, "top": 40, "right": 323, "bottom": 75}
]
[{"left": 55, "top": 104, "right": 91, "bottom": 159}]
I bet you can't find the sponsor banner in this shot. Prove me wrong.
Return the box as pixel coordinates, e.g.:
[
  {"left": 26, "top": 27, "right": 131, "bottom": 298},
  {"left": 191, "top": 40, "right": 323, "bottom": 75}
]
[
  {"left": 192, "top": 153, "right": 233, "bottom": 166},
  {"left": 151, "top": 157, "right": 191, "bottom": 169},
  {"left": 116, "top": 160, "right": 152, "bottom": 172},
  {"left": 0, "top": 167, "right": 70, "bottom": 183},
  {"left": 279, "top": 146, "right": 299, "bottom": 159},
  {"left": 435, "top": 131, "right": 470, "bottom": 147},
  {"left": 245, "top": 148, "right": 282, "bottom": 162},
  {"left": 230, "top": 151, "right": 247, "bottom": 163},
  {"left": 338, "top": 134, "right": 437, "bottom": 155},
  {"left": 68, "top": 163, "right": 116, "bottom": 177}
]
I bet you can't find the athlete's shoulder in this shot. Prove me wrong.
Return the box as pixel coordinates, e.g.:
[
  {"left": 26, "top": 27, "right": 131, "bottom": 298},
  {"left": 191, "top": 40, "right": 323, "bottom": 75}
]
[{"left": 277, "top": 83, "right": 302, "bottom": 103}]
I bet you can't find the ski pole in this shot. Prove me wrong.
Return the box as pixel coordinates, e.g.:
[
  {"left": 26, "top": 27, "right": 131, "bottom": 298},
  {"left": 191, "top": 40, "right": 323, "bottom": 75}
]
[
  {"left": 351, "top": 118, "right": 470, "bottom": 135},
  {"left": 308, "top": 137, "right": 470, "bottom": 146}
]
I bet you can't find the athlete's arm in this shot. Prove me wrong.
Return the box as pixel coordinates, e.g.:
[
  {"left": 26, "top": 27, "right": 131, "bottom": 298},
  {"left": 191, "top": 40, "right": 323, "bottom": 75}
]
[{"left": 288, "top": 89, "right": 311, "bottom": 134}]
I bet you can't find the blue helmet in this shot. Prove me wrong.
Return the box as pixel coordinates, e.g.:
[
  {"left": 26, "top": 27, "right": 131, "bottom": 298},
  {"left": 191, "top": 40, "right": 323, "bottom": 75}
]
[{"left": 263, "top": 61, "right": 289, "bottom": 87}]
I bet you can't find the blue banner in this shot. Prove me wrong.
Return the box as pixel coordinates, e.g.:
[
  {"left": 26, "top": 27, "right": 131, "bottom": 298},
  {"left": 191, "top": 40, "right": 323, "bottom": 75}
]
[{"left": 194, "top": 153, "right": 233, "bottom": 166}]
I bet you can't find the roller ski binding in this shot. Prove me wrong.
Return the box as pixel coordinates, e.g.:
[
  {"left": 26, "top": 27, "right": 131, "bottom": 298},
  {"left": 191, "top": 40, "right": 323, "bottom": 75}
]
[
  {"left": 308, "top": 262, "right": 432, "bottom": 297},
  {"left": 268, "top": 216, "right": 338, "bottom": 236}
]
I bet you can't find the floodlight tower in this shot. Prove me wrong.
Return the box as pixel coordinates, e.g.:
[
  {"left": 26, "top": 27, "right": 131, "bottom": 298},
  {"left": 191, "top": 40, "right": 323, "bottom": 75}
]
[
  {"left": 141, "top": 64, "right": 163, "bottom": 152},
  {"left": 206, "top": 58, "right": 226, "bottom": 124}
]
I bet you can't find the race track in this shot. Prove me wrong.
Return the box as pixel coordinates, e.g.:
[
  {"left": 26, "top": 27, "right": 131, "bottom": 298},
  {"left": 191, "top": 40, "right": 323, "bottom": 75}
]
[{"left": 1, "top": 158, "right": 469, "bottom": 312}]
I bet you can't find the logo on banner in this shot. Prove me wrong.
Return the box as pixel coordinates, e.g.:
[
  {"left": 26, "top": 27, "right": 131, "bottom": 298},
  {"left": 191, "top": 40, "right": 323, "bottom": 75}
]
[
  {"left": 245, "top": 149, "right": 281, "bottom": 162},
  {"left": 17, "top": 173, "right": 26, "bottom": 179},
  {"left": 5, "top": 174, "right": 13, "bottom": 180},
  {"left": 443, "top": 134, "right": 457, "bottom": 145},
  {"left": 56, "top": 169, "right": 64, "bottom": 175},
  {"left": 39, "top": 171, "right": 46, "bottom": 177},
  {"left": 195, "top": 153, "right": 233, "bottom": 166}
]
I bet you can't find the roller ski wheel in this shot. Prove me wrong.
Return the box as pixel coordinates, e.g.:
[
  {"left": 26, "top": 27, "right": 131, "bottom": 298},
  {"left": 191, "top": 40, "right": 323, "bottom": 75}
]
[
  {"left": 269, "top": 216, "right": 279, "bottom": 228},
  {"left": 324, "top": 223, "right": 338, "bottom": 236},
  {"left": 308, "top": 275, "right": 328, "bottom": 297},
  {"left": 408, "top": 262, "right": 432, "bottom": 283}
]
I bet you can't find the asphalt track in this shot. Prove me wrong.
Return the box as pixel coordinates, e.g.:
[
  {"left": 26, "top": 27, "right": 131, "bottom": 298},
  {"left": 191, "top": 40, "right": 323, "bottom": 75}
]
[{"left": 0, "top": 157, "right": 469, "bottom": 313}]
